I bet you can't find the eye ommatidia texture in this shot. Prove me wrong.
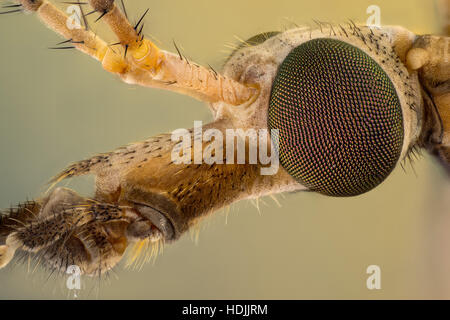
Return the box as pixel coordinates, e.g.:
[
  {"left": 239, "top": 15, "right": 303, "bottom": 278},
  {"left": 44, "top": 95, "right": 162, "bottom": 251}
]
[{"left": 268, "top": 38, "right": 404, "bottom": 197}]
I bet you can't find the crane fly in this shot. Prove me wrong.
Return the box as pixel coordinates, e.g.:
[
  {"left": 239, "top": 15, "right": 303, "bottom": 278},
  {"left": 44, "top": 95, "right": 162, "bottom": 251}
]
[{"left": 0, "top": 0, "right": 449, "bottom": 278}]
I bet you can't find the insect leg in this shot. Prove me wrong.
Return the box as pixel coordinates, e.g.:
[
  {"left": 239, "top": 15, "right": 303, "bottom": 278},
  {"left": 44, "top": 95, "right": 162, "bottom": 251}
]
[
  {"left": 8, "top": 0, "right": 257, "bottom": 107},
  {"left": 86, "top": 0, "right": 258, "bottom": 106}
]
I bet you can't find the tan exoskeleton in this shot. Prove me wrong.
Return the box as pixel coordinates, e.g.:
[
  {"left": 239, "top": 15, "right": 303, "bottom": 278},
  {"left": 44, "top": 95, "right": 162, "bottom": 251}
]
[{"left": 0, "top": 0, "right": 448, "bottom": 277}]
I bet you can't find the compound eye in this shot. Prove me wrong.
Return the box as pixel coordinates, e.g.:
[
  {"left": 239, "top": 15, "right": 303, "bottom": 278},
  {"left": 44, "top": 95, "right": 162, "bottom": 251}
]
[{"left": 268, "top": 38, "right": 404, "bottom": 197}]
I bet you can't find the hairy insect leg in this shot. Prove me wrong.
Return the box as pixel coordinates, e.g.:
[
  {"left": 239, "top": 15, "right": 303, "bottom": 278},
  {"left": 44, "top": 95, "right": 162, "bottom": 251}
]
[
  {"left": 0, "top": 188, "right": 86, "bottom": 268},
  {"left": 0, "top": 187, "right": 136, "bottom": 274},
  {"left": 8, "top": 0, "right": 257, "bottom": 106},
  {"left": 88, "top": 0, "right": 258, "bottom": 105}
]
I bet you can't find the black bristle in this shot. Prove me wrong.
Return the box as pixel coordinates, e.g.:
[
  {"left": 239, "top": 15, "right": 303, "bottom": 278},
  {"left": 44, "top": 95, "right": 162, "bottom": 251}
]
[
  {"left": 56, "top": 38, "right": 73, "bottom": 45},
  {"left": 77, "top": 0, "right": 89, "bottom": 31},
  {"left": 208, "top": 64, "right": 218, "bottom": 79},
  {"left": 134, "top": 8, "right": 149, "bottom": 30},
  {"left": 137, "top": 22, "right": 145, "bottom": 37},
  {"left": 2, "top": 4, "right": 22, "bottom": 8},
  {"left": 120, "top": 0, "right": 128, "bottom": 19},
  {"left": 52, "top": 38, "right": 83, "bottom": 49},
  {"left": 95, "top": 10, "right": 107, "bottom": 22},
  {"left": 173, "top": 40, "right": 183, "bottom": 60},
  {"left": 0, "top": 9, "right": 22, "bottom": 14},
  {"left": 49, "top": 46, "right": 76, "bottom": 50},
  {"left": 85, "top": 9, "right": 97, "bottom": 16}
]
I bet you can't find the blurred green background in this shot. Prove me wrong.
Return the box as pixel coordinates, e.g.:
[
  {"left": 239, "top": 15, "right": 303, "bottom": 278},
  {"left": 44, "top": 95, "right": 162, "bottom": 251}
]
[{"left": 0, "top": 0, "right": 449, "bottom": 299}]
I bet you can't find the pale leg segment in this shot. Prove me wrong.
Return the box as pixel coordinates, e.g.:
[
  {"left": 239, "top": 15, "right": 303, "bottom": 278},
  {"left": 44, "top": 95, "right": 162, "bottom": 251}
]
[{"left": 13, "top": 0, "right": 258, "bottom": 106}]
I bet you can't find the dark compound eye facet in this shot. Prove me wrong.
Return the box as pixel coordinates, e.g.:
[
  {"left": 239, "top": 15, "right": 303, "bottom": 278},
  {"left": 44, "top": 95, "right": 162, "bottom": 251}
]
[{"left": 268, "top": 38, "right": 404, "bottom": 197}]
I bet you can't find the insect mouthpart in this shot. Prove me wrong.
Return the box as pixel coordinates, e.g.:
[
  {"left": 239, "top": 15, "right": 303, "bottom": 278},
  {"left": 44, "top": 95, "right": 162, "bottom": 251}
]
[{"left": 0, "top": 187, "right": 170, "bottom": 275}]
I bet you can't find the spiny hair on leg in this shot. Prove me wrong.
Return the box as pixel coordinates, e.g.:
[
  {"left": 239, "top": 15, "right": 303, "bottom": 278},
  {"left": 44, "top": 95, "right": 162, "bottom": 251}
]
[{"left": 0, "top": 188, "right": 133, "bottom": 276}]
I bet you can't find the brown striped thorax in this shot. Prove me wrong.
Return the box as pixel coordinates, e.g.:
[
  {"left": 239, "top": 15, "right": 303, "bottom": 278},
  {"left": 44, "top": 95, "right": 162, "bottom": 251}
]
[{"left": 0, "top": 0, "right": 448, "bottom": 277}]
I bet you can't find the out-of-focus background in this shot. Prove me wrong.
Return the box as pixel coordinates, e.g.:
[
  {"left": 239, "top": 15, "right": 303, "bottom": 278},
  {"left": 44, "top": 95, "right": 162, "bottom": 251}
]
[{"left": 0, "top": 0, "right": 448, "bottom": 299}]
